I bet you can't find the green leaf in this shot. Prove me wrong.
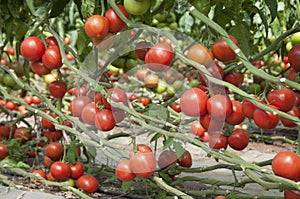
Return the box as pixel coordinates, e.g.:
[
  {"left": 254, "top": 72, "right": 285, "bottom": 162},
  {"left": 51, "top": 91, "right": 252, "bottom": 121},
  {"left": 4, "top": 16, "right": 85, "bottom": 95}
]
[
  {"left": 81, "top": 0, "right": 95, "bottom": 19},
  {"left": 121, "top": 181, "right": 133, "bottom": 192},
  {"left": 173, "top": 141, "right": 186, "bottom": 159},
  {"left": 14, "top": 20, "right": 29, "bottom": 41},
  {"left": 229, "top": 22, "right": 252, "bottom": 57},
  {"left": 179, "top": 12, "right": 194, "bottom": 34},
  {"left": 50, "top": 0, "right": 70, "bottom": 17},
  {"left": 163, "top": 138, "right": 174, "bottom": 149},
  {"left": 147, "top": 104, "right": 169, "bottom": 127},
  {"left": 265, "top": 0, "right": 277, "bottom": 22},
  {"left": 255, "top": 6, "right": 268, "bottom": 37},
  {"left": 150, "top": 133, "right": 162, "bottom": 143}
]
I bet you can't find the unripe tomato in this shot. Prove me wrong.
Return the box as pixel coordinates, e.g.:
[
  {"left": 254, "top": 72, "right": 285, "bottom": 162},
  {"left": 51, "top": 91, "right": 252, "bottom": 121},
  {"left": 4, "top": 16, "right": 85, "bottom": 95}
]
[
  {"left": 84, "top": 15, "right": 109, "bottom": 39},
  {"left": 212, "top": 35, "right": 238, "bottom": 62},
  {"left": 124, "top": 0, "right": 151, "bottom": 15},
  {"left": 21, "top": 36, "right": 45, "bottom": 61},
  {"left": 186, "top": 44, "right": 214, "bottom": 67},
  {"left": 105, "top": 5, "right": 129, "bottom": 33}
]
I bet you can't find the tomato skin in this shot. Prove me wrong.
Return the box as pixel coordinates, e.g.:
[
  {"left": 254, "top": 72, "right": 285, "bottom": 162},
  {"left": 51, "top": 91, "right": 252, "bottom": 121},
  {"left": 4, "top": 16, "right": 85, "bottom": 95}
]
[
  {"left": 136, "top": 68, "right": 148, "bottom": 81},
  {"left": 267, "top": 87, "right": 296, "bottom": 112},
  {"left": 84, "top": 15, "right": 109, "bottom": 39},
  {"left": 31, "top": 61, "right": 51, "bottom": 76},
  {"left": 171, "top": 102, "right": 181, "bottom": 113},
  {"left": 0, "top": 144, "right": 9, "bottom": 160},
  {"left": 225, "top": 100, "right": 245, "bottom": 125},
  {"left": 208, "top": 133, "right": 228, "bottom": 149},
  {"left": 115, "top": 159, "right": 136, "bottom": 181},
  {"left": 94, "top": 109, "right": 116, "bottom": 131},
  {"left": 67, "top": 86, "right": 87, "bottom": 97},
  {"left": 284, "top": 190, "right": 300, "bottom": 199},
  {"left": 76, "top": 175, "right": 99, "bottom": 194},
  {"left": 135, "top": 41, "right": 150, "bottom": 60},
  {"left": 129, "top": 93, "right": 138, "bottom": 101},
  {"left": 42, "top": 46, "right": 62, "bottom": 70},
  {"left": 45, "top": 142, "right": 64, "bottom": 161},
  {"left": 138, "top": 96, "right": 151, "bottom": 106},
  {"left": 186, "top": 44, "right": 214, "bottom": 67},
  {"left": 70, "top": 162, "right": 84, "bottom": 180},
  {"left": 228, "top": 129, "right": 249, "bottom": 150},
  {"left": 50, "top": 161, "right": 71, "bottom": 181},
  {"left": 46, "top": 36, "right": 59, "bottom": 47},
  {"left": 14, "top": 127, "right": 32, "bottom": 143},
  {"left": 105, "top": 5, "right": 129, "bottom": 33},
  {"left": 288, "top": 44, "right": 300, "bottom": 72},
  {"left": 70, "top": 96, "right": 91, "bottom": 117},
  {"left": 223, "top": 71, "right": 244, "bottom": 88},
  {"left": 253, "top": 105, "right": 279, "bottom": 130},
  {"left": 43, "top": 130, "right": 63, "bottom": 142},
  {"left": 158, "top": 150, "right": 177, "bottom": 169},
  {"left": 242, "top": 99, "right": 257, "bottom": 119},
  {"left": 145, "top": 43, "right": 173, "bottom": 72},
  {"left": 48, "top": 80, "right": 67, "bottom": 99},
  {"left": 178, "top": 151, "right": 192, "bottom": 168},
  {"left": 280, "top": 106, "right": 300, "bottom": 127},
  {"left": 5, "top": 101, "right": 16, "bottom": 110},
  {"left": 207, "top": 95, "right": 232, "bottom": 121},
  {"left": 41, "top": 112, "right": 56, "bottom": 131},
  {"left": 32, "top": 96, "right": 42, "bottom": 105},
  {"left": 124, "top": 0, "right": 151, "bottom": 15},
  {"left": 21, "top": 36, "right": 45, "bottom": 61},
  {"left": 190, "top": 120, "right": 205, "bottom": 137},
  {"left": 180, "top": 88, "right": 208, "bottom": 117},
  {"left": 106, "top": 88, "right": 128, "bottom": 110},
  {"left": 272, "top": 151, "right": 300, "bottom": 180},
  {"left": 212, "top": 35, "right": 238, "bottom": 62},
  {"left": 200, "top": 113, "right": 224, "bottom": 132},
  {"left": 0, "top": 124, "right": 14, "bottom": 140},
  {"left": 81, "top": 102, "right": 97, "bottom": 125}
]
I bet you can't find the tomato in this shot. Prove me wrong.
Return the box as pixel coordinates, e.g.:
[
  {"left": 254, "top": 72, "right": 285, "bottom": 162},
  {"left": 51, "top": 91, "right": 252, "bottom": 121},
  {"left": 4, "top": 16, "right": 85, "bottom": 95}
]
[
  {"left": 171, "top": 102, "right": 181, "bottom": 113},
  {"left": 32, "top": 169, "right": 46, "bottom": 183},
  {"left": 284, "top": 190, "right": 300, "bottom": 199},
  {"left": 178, "top": 151, "right": 192, "bottom": 168},
  {"left": 288, "top": 44, "right": 300, "bottom": 72},
  {"left": 48, "top": 81, "right": 67, "bottom": 99},
  {"left": 94, "top": 92, "right": 111, "bottom": 110},
  {"left": 106, "top": 87, "right": 128, "bottom": 109},
  {"left": 223, "top": 71, "right": 244, "bottom": 88},
  {"left": 14, "top": 127, "right": 32, "bottom": 143},
  {"left": 50, "top": 161, "right": 71, "bottom": 181},
  {"left": 214, "top": 196, "right": 226, "bottom": 199},
  {"left": 42, "top": 46, "right": 63, "bottom": 70},
  {"left": 272, "top": 151, "right": 300, "bottom": 180},
  {"left": 253, "top": 105, "right": 279, "bottom": 130},
  {"left": 136, "top": 68, "right": 148, "bottom": 81},
  {"left": 124, "top": 0, "right": 151, "bottom": 15},
  {"left": 45, "top": 142, "right": 64, "bottom": 161},
  {"left": 144, "top": 73, "right": 159, "bottom": 88},
  {"left": 105, "top": 5, "right": 129, "bottom": 33},
  {"left": 31, "top": 61, "right": 51, "bottom": 76},
  {"left": 186, "top": 44, "right": 214, "bottom": 67},
  {"left": 129, "top": 144, "right": 152, "bottom": 159},
  {"left": 43, "top": 156, "right": 54, "bottom": 168},
  {"left": 130, "top": 145, "right": 156, "bottom": 178},
  {"left": 157, "top": 150, "right": 177, "bottom": 169},
  {"left": 112, "top": 109, "right": 126, "bottom": 123},
  {"left": 67, "top": 86, "right": 87, "bottom": 97},
  {"left": 212, "top": 35, "right": 238, "bottom": 62},
  {"left": 3, "top": 73, "right": 15, "bottom": 87},
  {"left": 84, "top": 15, "right": 109, "bottom": 39},
  {"left": 21, "top": 36, "right": 45, "bottom": 61},
  {"left": 190, "top": 120, "right": 205, "bottom": 137},
  {"left": 76, "top": 175, "right": 99, "bottom": 193},
  {"left": 0, "top": 124, "right": 14, "bottom": 140},
  {"left": 41, "top": 112, "right": 56, "bottom": 131},
  {"left": 47, "top": 172, "right": 56, "bottom": 181},
  {"left": 129, "top": 93, "right": 138, "bottom": 101},
  {"left": 267, "top": 87, "right": 296, "bottom": 112},
  {"left": 70, "top": 96, "right": 91, "bottom": 117},
  {"left": 207, "top": 95, "right": 232, "bottom": 121},
  {"left": 242, "top": 98, "right": 257, "bottom": 119},
  {"left": 23, "top": 96, "right": 33, "bottom": 105},
  {"left": 138, "top": 96, "right": 151, "bottom": 106},
  {"left": 32, "top": 96, "right": 42, "bottom": 105},
  {"left": 94, "top": 109, "right": 116, "bottom": 131},
  {"left": 208, "top": 133, "right": 228, "bottom": 149},
  {"left": 70, "top": 162, "right": 84, "bottom": 180},
  {"left": 145, "top": 43, "right": 173, "bottom": 72},
  {"left": 46, "top": 36, "right": 59, "bottom": 47},
  {"left": 201, "top": 131, "right": 210, "bottom": 142},
  {"left": 115, "top": 159, "right": 136, "bottom": 181},
  {"left": 228, "top": 129, "right": 249, "bottom": 151},
  {"left": 225, "top": 100, "right": 245, "bottom": 125},
  {"left": 163, "top": 69, "right": 177, "bottom": 84},
  {"left": 135, "top": 41, "right": 150, "bottom": 60},
  {"left": 43, "top": 130, "right": 63, "bottom": 141},
  {"left": 0, "top": 144, "right": 9, "bottom": 160},
  {"left": 180, "top": 88, "right": 208, "bottom": 117},
  {"left": 280, "top": 106, "right": 300, "bottom": 127},
  {"left": 200, "top": 113, "right": 224, "bottom": 132},
  {"left": 81, "top": 102, "right": 97, "bottom": 125},
  {"left": 8, "top": 62, "right": 24, "bottom": 77}
]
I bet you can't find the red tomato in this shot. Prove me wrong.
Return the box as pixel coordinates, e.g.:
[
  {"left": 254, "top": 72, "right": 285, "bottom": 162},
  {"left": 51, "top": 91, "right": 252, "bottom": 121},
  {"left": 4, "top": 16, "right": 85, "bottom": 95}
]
[
  {"left": 47, "top": 172, "right": 56, "bottom": 181},
  {"left": 144, "top": 73, "right": 159, "bottom": 88},
  {"left": 41, "top": 112, "right": 56, "bottom": 131},
  {"left": 48, "top": 80, "right": 67, "bottom": 99},
  {"left": 42, "top": 46, "right": 63, "bottom": 70},
  {"left": 207, "top": 95, "right": 232, "bottom": 121},
  {"left": 23, "top": 96, "right": 33, "bottom": 105},
  {"left": 136, "top": 68, "right": 148, "bottom": 81},
  {"left": 84, "top": 15, "right": 109, "bottom": 39},
  {"left": 135, "top": 41, "right": 150, "bottom": 60},
  {"left": 200, "top": 113, "right": 224, "bottom": 132},
  {"left": 272, "top": 151, "right": 300, "bottom": 180},
  {"left": 0, "top": 144, "right": 9, "bottom": 160},
  {"left": 67, "top": 86, "right": 87, "bottom": 97},
  {"left": 112, "top": 109, "right": 126, "bottom": 123},
  {"left": 76, "top": 175, "right": 99, "bottom": 193},
  {"left": 43, "top": 130, "right": 63, "bottom": 142},
  {"left": 32, "top": 96, "right": 42, "bottom": 105},
  {"left": 0, "top": 124, "right": 14, "bottom": 140},
  {"left": 46, "top": 36, "right": 59, "bottom": 47},
  {"left": 94, "top": 109, "right": 116, "bottom": 131},
  {"left": 129, "top": 93, "right": 138, "bottom": 101},
  {"left": 200, "top": 131, "right": 210, "bottom": 142},
  {"left": 267, "top": 87, "right": 296, "bottom": 112},
  {"left": 212, "top": 35, "right": 238, "bottom": 62},
  {"left": 199, "top": 62, "right": 224, "bottom": 86},
  {"left": 225, "top": 100, "right": 245, "bottom": 125},
  {"left": 190, "top": 120, "right": 205, "bottom": 137},
  {"left": 284, "top": 190, "right": 300, "bottom": 199},
  {"left": 157, "top": 150, "right": 177, "bottom": 169},
  {"left": 31, "top": 61, "right": 51, "bottom": 76},
  {"left": 228, "top": 129, "right": 249, "bottom": 151},
  {"left": 5, "top": 101, "right": 16, "bottom": 110},
  {"left": 208, "top": 132, "right": 228, "bottom": 149},
  {"left": 106, "top": 87, "right": 128, "bottom": 109},
  {"left": 32, "top": 169, "right": 47, "bottom": 182},
  {"left": 171, "top": 102, "right": 181, "bottom": 113},
  {"left": 129, "top": 144, "right": 152, "bottom": 159},
  {"left": 186, "top": 44, "right": 214, "bottom": 67},
  {"left": 21, "top": 36, "right": 45, "bottom": 61},
  {"left": 223, "top": 71, "right": 244, "bottom": 88},
  {"left": 94, "top": 92, "right": 111, "bottom": 110},
  {"left": 242, "top": 98, "right": 257, "bottom": 119},
  {"left": 138, "top": 96, "right": 151, "bottom": 106},
  {"left": 44, "top": 156, "right": 54, "bottom": 168},
  {"left": 81, "top": 102, "right": 97, "bottom": 125},
  {"left": 214, "top": 196, "right": 226, "bottom": 199},
  {"left": 50, "top": 161, "right": 71, "bottom": 181},
  {"left": 70, "top": 96, "right": 91, "bottom": 117},
  {"left": 253, "top": 105, "right": 279, "bottom": 130},
  {"left": 180, "top": 88, "right": 208, "bottom": 117},
  {"left": 115, "top": 159, "right": 136, "bottom": 181},
  {"left": 105, "top": 5, "right": 129, "bottom": 33},
  {"left": 145, "top": 43, "right": 173, "bottom": 72},
  {"left": 288, "top": 44, "right": 300, "bottom": 72},
  {"left": 280, "top": 106, "right": 300, "bottom": 127},
  {"left": 178, "top": 151, "right": 192, "bottom": 168},
  {"left": 70, "top": 162, "right": 84, "bottom": 179},
  {"left": 14, "top": 127, "right": 32, "bottom": 143},
  {"left": 45, "top": 142, "right": 64, "bottom": 161}
]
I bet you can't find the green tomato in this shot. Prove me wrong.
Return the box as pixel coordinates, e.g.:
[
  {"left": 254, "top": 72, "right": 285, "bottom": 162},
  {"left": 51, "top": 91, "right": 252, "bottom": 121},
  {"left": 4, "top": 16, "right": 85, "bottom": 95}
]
[
  {"left": 60, "top": 178, "right": 75, "bottom": 191},
  {"left": 166, "top": 13, "right": 176, "bottom": 23},
  {"left": 286, "top": 41, "right": 293, "bottom": 52},
  {"left": 123, "top": 59, "right": 138, "bottom": 75},
  {"left": 166, "top": 86, "right": 175, "bottom": 97},
  {"left": 108, "top": 65, "right": 120, "bottom": 73},
  {"left": 3, "top": 74, "right": 15, "bottom": 87},
  {"left": 112, "top": 57, "right": 126, "bottom": 68},
  {"left": 124, "top": 0, "right": 151, "bottom": 15},
  {"left": 189, "top": 79, "right": 200, "bottom": 88},
  {"left": 169, "top": 22, "right": 178, "bottom": 30},
  {"left": 12, "top": 83, "right": 21, "bottom": 91},
  {"left": 0, "top": 70, "right": 4, "bottom": 83},
  {"left": 155, "top": 81, "right": 167, "bottom": 94},
  {"left": 249, "top": 83, "right": 261, "bottom": 95},
  {"left": 8, "top": 62, "right": 24, "bottom": 77},
  {"left": 172, "top": 80, "right": 184, "bottom": 91},
  {"left": 154, "top": 13, "right": 167, "bottom": 22},
  {"left": 291, "top": 32, "right": 300, "bottom": 45}
]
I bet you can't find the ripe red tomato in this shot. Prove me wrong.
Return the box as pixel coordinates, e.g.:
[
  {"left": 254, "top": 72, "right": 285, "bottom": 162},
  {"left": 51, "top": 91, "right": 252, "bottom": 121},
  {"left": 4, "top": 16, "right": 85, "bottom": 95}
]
[
  {"left": 242, "top": 98, "right": 257, "bottom": 119},
  {"left": 253, "top": 105, "right": 279, "bottom": 130},
  {"left": 46, "top": 36, "right": 59, "bottom": 47},
  {"left": 105, "top": 5, "right": 129, "bottom": 33},
  {"left": 106, "top": 88, "right": 128, "bottom": 109},
  {"left": 145, "top": 43, "right": 173, "bottom": 72},
  {"left": 23, "top": 96, "right": 33, "bottom": 105},
  {"left": 272, "top": 151, "right": 300, "bottom": 180},
  {"left": 186, "top": 44, "right": 214, "bottom": 67},
  {"left": 47, "top": 172, "right": 56, "bottom": 181},
  {"left": 129, "top": 93, "right": 138, "bottom": 101},
  {"left": 50, "top": 161, "right": 71, "bottom": 181},
  {"left": 32, "top": 96, "right": 42, "bottom": 105},
  {"left": 136, "top": 68, "right": 148, "bottom": 81},
  {"left": 44, "top": 155, "right": 54, "bottom": 168},
  {"left": 115, "top": 159, "right": 136, "bottom": 181},
  {"left": 267, "top": 87, "right": 296, "bottom": 112},
  {"left": 280, "top": 106, "right": 300, "bottom": 127},
  {"left": 171, "top": 102, "right": 181, "bottom": 113},
  {"left": 0, "top": 144, "right": 9, "bottom": 160},
  {"left": 208, "top": 133, "right": 228, "bottom": 149},
  {"left": 0, "top": 124, "right": 14, "bottom": 140},
  {"left": 284, "top": 190, "right": 300, "bottom": 199},
  {"left": 43, "top": 130, "right": 63, "bottom": 141},
  {"left": 45, "top": 142, "right": 64, "bottom": 161},
  {"left": 42, "top": 46, "right": 63, "bottom": 70},
  {"left": 200, "top": 113, "right": 224, "bottom": 132},
  {"left": 21, "top": 36, "right": 45, "bottom": 61},
  {"left": 76, "top": 175, "right": 99, "bottom": 193},
  {"left": 138, "top": 96, "right": 151, "bottom": 106},
  {"left": 48, "top": 80, "right": 67, "bottom": 99},
  {"left": 228, "top": 129, "right": 249, "bottom": 151},
  {"left": 67, "top": 86, "right": 87, "bottom": 97},
  {"left": 112, "top": 109, "right": 126, "bottom": 123},
  {"left": 178, "top": 151, "right": 192, "bottom": 168},
  {"left": 32, "top": 169, "right": 47, "bottom": 181},
  {"left": 130, "top": 145, "right": 156, "bottom": 178},
  {"left": 31, "top": 61, "right": 51, "bottom": 76},
  {"left": 207, "top": 95, "right": 232, "bottom": 121},
  {"left": 5, "top": 101, "right": 16, "bottom": 110},
  {"left": 288, "top": 44, "right": 300, "bottom": 72},
  {"left": 223, "top": 71, "right": 244, "bottom": 88},
  {"left": 94, "top": 92, "right": 111, "bottom": 110},
  {"left": 212, "top": 35, "right": 238, "bottom": 62},
  {"left": 14, "top": 127, "right": 32, "bottom": 143},
  {"left": 214, "top": 196, "right": 226, "bottom": 199},
  {"left": 84, "top": 15, "right": 109, "bottom": 39},
  {"left": 135, "top": 41, "right": 150, "bottom": 60},
  {"left": 70, "top": 162, "right": 84, "bottom": 179},
  {"left": 201, "top": 131, "right": 210, "bottom": 142},
  {"left": 180, "top": 88, "right": 208, "bottom": 117},
  {"left": 94, "top": 109, "right": 116, "bottom": 131},
  {"left": 70, "top": 96, "right": 91, "bottom": 117},
  {"left": 81, "top": 102, "right": 97, "bottom": 125},
  {"left": 157, "top": 150, "right": 177, "bottom": 169},
  {"left": 190, "top": 120, "right": 205, "bottom": 137},
  {"left": 225, "top": 100, "right": 245, "bottom": 125}
]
